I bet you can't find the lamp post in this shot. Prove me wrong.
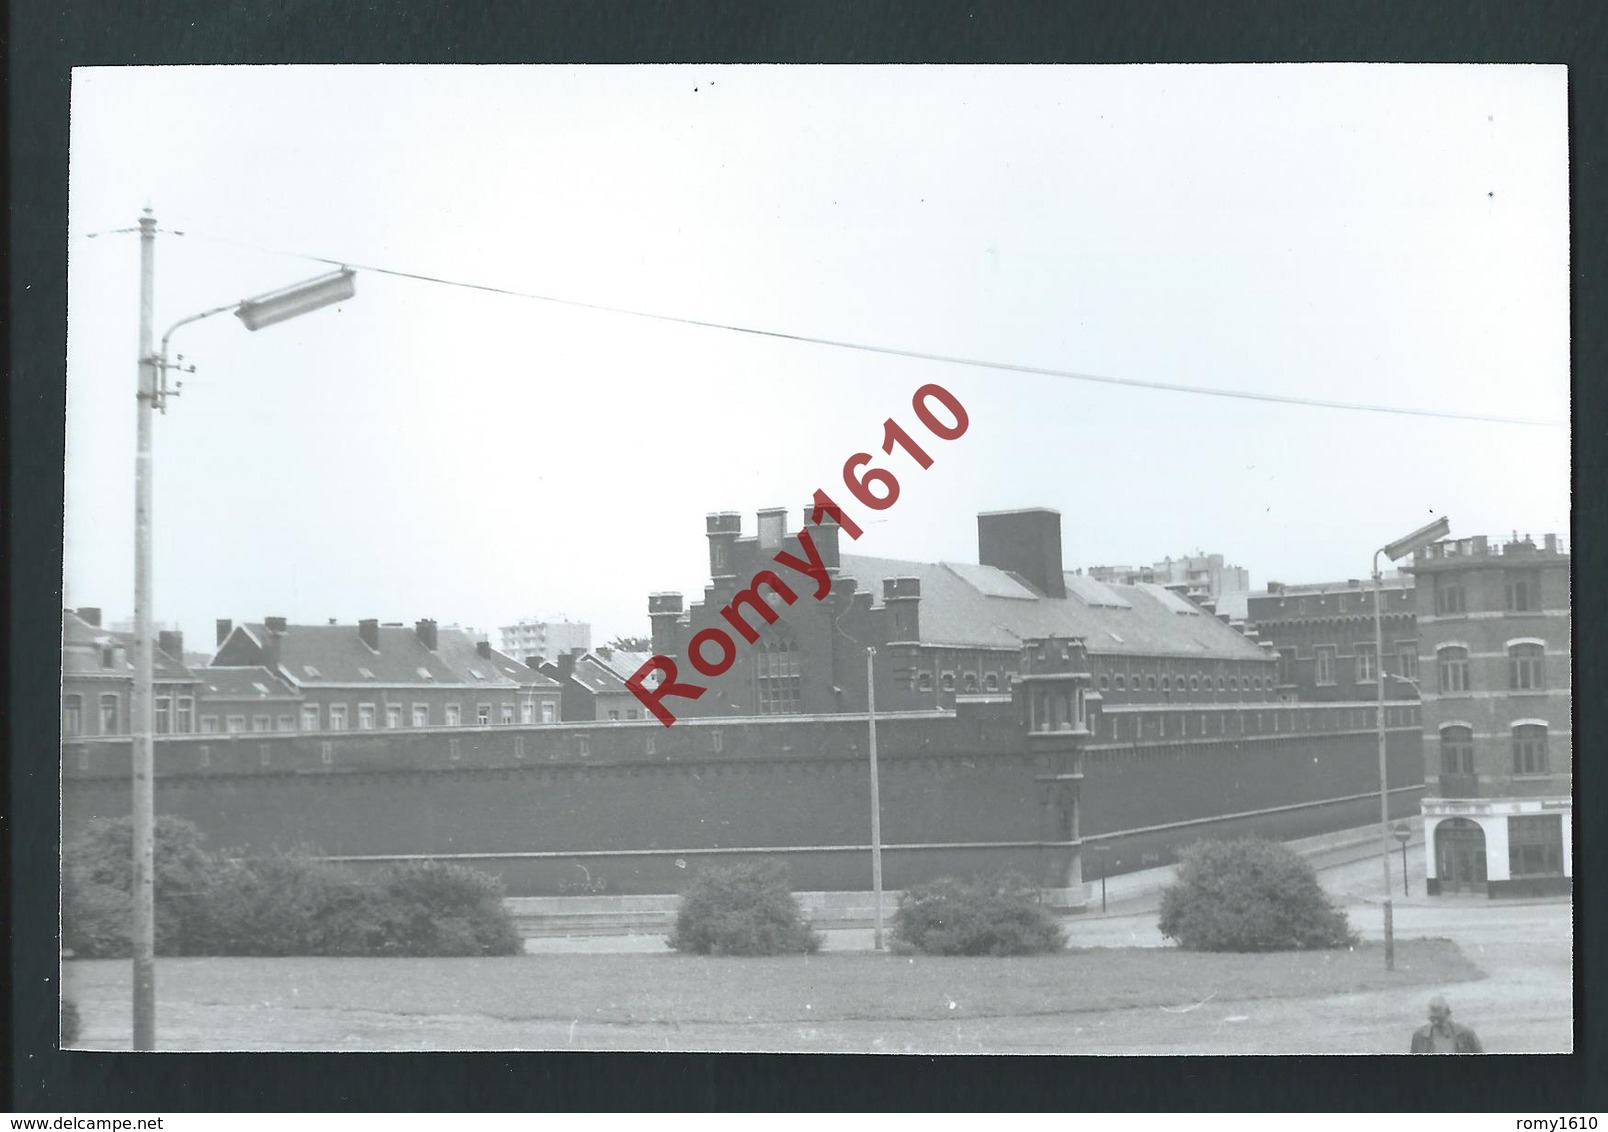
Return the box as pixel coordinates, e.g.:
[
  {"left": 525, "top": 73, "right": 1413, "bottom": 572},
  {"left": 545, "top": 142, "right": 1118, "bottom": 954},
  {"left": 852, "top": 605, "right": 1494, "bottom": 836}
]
[
  {"left": 866, "top": 647, "right": 885, "bottom": 951},
  {"left": 1372, "top": 516, "right": 1449, "bottom": 972},
  {"left": 1092, "top": 844, "right": 1111, "bottom": 912},
  {"left": 130, "top": 210, "right": 355, "bottom": 1048}
]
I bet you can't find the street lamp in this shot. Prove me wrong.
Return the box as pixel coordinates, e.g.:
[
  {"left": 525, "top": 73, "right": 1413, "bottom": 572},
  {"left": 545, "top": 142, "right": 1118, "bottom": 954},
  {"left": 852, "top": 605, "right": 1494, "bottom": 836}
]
[
  {"left": 130, "top": 209, "right": 355, "bottom": 1049},
  {"left": 866, "top": 647, "right": 885, "bottom": 951},
  {"left": 1371, "top": 516, "right": 1449, "bottom": 972}
]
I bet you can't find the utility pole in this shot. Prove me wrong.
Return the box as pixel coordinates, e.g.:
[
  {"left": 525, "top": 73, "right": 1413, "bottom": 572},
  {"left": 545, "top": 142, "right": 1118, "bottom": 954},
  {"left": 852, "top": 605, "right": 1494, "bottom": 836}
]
[
  {"left": 867, "top": 647, "right": 884, "bottom": 951},
  {"left": 1373, "top": 557, "right": 1393, "bottom": 972},
  {"left": 132, "top": 209, "right": 158, "bottom": 1049}
]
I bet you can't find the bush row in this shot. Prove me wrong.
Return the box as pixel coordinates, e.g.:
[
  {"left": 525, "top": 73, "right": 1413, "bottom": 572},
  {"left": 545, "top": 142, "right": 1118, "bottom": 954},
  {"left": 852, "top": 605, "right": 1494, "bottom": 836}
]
[
  {"left": 666, "top": 863, "right": 1065, "bottom": 957},
  {"left": 63, "top": 817, "right": 521, "bottom": 958}
]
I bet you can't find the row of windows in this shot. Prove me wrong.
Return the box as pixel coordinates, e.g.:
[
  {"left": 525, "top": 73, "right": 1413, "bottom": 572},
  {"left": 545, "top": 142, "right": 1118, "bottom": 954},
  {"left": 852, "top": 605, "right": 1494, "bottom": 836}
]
[
  {"left": 1438, "top": 723, "right": 1555, "bottom": 776},
  {"left": 916, "top": 671, "right": 1003, "bottom": 694},
  {"left": 1099, "top": 705, "right": 1412, "bottom": 741},
  {"left": 1309, "top": 643, "right": 1419, "bottom": 685},
  {"left": 197, "top": 699, "right": 559, "bottom": 733},
  {"left": 1436, "top": 643, "right": 1552, "bottom": 694},
  {"left": 62, "top": 694, "right": 196, "bottom": 736},
  {"left": 65, "top": 693, "right": 563, "bottom": 735},
  {"left": 1434, "top": 569, "right": 1545, "bottom": 615},
  {"left": 1098, "top": 672, "right": 1273, "bottom": 695}
]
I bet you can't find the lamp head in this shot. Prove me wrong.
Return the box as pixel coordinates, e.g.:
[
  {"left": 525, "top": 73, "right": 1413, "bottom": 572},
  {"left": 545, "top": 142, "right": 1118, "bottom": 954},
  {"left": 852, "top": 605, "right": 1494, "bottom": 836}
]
[
  {"left": 234, "top": 268, "right": 356, "bottom": 332},
  {"left": 1382, "top": 516, "right": 1451, "bottom": 561}
]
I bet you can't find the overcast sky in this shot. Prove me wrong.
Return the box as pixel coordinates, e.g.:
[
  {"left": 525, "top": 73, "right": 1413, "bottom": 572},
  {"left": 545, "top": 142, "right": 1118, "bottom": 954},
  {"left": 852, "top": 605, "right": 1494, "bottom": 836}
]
[{"left": 64, "top": 64, "right": 1569, "bottom": 647}]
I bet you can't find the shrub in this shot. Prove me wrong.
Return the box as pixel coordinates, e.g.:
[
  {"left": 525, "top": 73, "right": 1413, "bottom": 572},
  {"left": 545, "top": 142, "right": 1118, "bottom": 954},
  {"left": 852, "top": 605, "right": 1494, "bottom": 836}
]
[
  {"left": 62, "top": 818, "right": 522, "bottom": 957},
  {"left": 668, "top": 862, "right": 822, "bottom": 956},
  {"left": 188, "top": 850, "right": 388, "bottom": 957},
  {"left": 62, "top": 816, "right": 215, "bottom": 957},
  {"left": 1157, "top": 837, "right": 1358, "bottom": 952},
  {"left": 892, "top": 872, "right": 1066, "bottom": 956},
  {"left": 61, "top": 998, "right": 81, "bottom": 1046},
  {"left": 371, "top": 860, "right": 523, "bottom": 957}
]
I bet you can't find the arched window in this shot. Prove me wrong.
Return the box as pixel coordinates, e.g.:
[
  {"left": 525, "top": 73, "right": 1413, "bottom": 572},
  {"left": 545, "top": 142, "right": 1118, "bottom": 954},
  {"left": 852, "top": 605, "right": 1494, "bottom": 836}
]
[
  {"left": 963, "top": 672, "right": 979, "bottom": 693},
  {"left": 1439, "top": 725, "right": 1474, "bottom": 775},
  {"left": 940, "top": 672, "right": 956, "bottom": 692},
  {"left": 984, "top": 673, "right": 999, "bottom": 693},
  {"left": 1513, "top": 724, "right": 1549, "bottom": 775},
  {"left": 1161, "top": 676, "right": 1170, "bottom": 693},
  {"left": 1509, "top": 643, "right": 1545, "bottom": 691},
  {"left": 1099, "top": 675, "right": 1109, "bottom": 691},
  {"left": 1114, "top": 674, "right": 1126, "bottom": 691},
  {"left": 1146, "top": 675, "right": 1157, "bottom": 691},
  {"left": 1438, "top": 646, "right": 1470, "bottom": 693},
  {"left": 1190, "top": 675, "right": 1200, "bottom": 691},
  {"left": 1216, "top": 676, "right": 1225, "bottom": 692},
  {"left": 1228, "top": 677, "right": 1238, "bottom": 692}
]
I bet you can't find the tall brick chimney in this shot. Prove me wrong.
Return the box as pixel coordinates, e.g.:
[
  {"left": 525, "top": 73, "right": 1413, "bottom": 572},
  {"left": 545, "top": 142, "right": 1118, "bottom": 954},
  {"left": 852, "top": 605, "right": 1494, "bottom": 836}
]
[
  {"left": 359, "top": 618, "right": 380, "bottom": 652},
  {"left": 415, "top": 619, "right": 438, "bottom": 651},
  {"left": 157, "top": 629, "right": 184, "bottom": 659},
  {"left": 800, "top": 503, "right": 842, "bottom": 571},
  {"left": 757, "top": 506, "right": 788, "bottom": 550},
  {"left": 706, "top": 512, "right": 742, "bottom": 580},
  {"left": 215, "top": 618, "right": 233, "bottom": 646},
  {"left": 649, "top": 592, "right": 684, "bottom": 656},
  {"left": 978, "top": 508, "right": 1066, "bottom": 599},
  {"left": 476, "top": 640, "right": 492, "bottom": 659},
  {"left": 883, "top": 577, "right": 922, "bottom": 643},
  {"left": 77, "top": 606, "right": 102, "bottom": 628},
  {"left": 262, "top": 616, "right": 287, "bottom": 671}
]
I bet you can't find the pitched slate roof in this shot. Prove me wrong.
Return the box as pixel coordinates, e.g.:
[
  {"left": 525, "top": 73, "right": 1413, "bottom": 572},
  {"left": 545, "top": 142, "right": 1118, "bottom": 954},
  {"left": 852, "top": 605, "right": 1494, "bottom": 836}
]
[
  {"left": 836, "top": 555, "right": 1270, "bottom": 661},
  {"left": 482, "top": 647, "right": 563, "bottom": 690},
  {"left": 222, "top": 622, "right": 519, "bottom": 688},
  {"left": 197, "top": 666, "right": 301, "bottom": 701},
  {"left": 569, "top": 654, "right": 632, "bottom": 697},
  {"left": 62, "top": 611, "right": 198, "bottom": 681}
]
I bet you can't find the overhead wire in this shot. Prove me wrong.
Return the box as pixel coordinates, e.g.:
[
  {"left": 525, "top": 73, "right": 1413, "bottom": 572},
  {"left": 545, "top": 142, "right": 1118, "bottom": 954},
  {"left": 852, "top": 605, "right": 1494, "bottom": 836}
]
[{"left": 151, "top": 228, "right": 1565, "bottom": 429}]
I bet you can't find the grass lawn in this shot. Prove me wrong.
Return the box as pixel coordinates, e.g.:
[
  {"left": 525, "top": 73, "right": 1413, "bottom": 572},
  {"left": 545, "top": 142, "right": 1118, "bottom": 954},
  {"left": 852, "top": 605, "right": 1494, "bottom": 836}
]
[{"left": 64, "top": 938, "right": 1480, "bottom": 1052}]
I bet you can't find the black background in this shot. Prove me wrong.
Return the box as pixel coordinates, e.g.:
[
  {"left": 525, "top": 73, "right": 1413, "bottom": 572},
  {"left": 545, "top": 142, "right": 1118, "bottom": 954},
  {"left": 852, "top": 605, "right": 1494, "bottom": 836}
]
[{"left": 8, "top": 0, "right": 1605, "bottom": 1112}]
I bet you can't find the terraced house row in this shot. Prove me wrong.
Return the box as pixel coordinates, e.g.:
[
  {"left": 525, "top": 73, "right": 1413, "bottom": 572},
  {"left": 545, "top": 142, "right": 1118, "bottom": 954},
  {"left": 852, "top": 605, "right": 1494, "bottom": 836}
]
[{"left": 61, "top": 609, "right": 563, "bottom": 736}]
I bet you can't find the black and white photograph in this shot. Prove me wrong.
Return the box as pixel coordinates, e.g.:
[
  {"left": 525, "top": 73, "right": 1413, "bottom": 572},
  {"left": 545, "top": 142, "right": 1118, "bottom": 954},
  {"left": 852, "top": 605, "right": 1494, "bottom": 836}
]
[{"left": 56, "top": 63, "right": 1571, "bottom": 1057}]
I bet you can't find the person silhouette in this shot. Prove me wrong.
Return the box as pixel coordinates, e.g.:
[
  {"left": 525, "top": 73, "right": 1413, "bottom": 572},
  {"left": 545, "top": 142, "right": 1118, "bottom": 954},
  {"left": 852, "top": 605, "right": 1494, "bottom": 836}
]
[{"left": 1410, "top": 995, "right": 1483, "bottom": 1053}]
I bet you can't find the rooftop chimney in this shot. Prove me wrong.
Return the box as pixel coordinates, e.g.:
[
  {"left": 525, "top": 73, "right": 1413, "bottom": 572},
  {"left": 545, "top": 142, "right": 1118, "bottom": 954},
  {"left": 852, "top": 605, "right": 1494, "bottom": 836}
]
[
  {"left": 557, "top": 652, "right": 577, "bottom": 682},
  {"left": 216, "top": 618, "right": 233, "bottom": 646},
  {"left": 476, "top": 640, "right": 492, "bottom": 659},
  {"left": 757, "top": 506, "right": 788, "bottom": 550},
  {"left": 157, "top": 629, "right": 184, "bottom": 659},
  {"left": 415, "top": 619, "right": 438, "bottom": 651},
  {"left": 799, "top": 503, "right": 842, "bottom": 570},
  {"left": 262, "top": 617, "right": 286, "bottom": 672},
  {"left": 77, "top": 606, "right": 102, "bottom": 628},
  {"left": 977, "top": 509, "right": 1066, "bottom": 599},
  {"left": 649, "top": 592, "right": 685, "bottom": 656},
  {"left": 359, "top": 618, "right": 380, "bottom": 652},
  {"left": 883, "top": 577, "right": 922, "bottom": 643}
]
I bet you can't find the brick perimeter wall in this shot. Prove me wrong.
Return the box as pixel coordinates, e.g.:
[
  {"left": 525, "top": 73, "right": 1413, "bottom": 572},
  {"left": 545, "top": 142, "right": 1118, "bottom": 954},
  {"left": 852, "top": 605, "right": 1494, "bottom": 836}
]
[{"left": 62, "top": 706, "right": 1423, "bottom": 895}]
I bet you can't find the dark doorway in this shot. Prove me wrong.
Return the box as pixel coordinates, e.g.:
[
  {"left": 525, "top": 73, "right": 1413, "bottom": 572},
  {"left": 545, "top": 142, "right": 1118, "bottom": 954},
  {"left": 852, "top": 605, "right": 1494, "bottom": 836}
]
[{"left": 1435, "top": 817, "right": 1488, "bottom": 893}]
